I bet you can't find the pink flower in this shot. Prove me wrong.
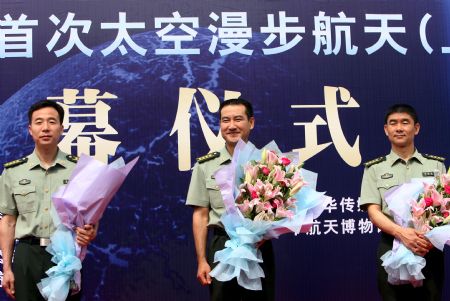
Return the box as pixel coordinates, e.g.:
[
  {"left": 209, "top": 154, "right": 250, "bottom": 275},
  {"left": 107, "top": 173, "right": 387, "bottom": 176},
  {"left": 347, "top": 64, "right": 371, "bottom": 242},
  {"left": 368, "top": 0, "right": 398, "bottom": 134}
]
[
  {"left": 284, "top": 197, "right": 296, "bottom": 208},
  {"left": 271, "top": 198, "right": 283, "bottom": 209},
  {"left": 431, "top": 215, "right": 444, "bottom": 225},
  {"left": 263, "top": 184, "right": 281, "bottom": 201},
  {"left": 289, "top": 172, "right": 304, "bottom": 188},
  {"left": 275, "top": 207, "right": 294, "bottom": 219},
  {"left": 430, "top": 188, "right": 444, "bottom": 207},
  {"left": 443, "top": 211, "right": 449, "bottom": 218},
  {"left": 266, "top": 151, "right": 279, "bottom": 168},
  {"left": 411, "top": 199, "right": 426, "bottom": 217},
  {"left": 244, "top": 165, "right": 259, "bottom": 181},
  {"left": 424, "top": 197, "right": 433, "bottom": 207},
  {"left": 256, "top": 201, "right": 273, "bottom": 213},
  {"left": 261, "top": 166, "right": 270, "bottom": 176},
  {"left": 445, "top": 185, "right": 450, "bottom": 195},
  {"left": 280, "top": 157, "right": 291, "bottom": 166},
  {"left": 441, "top": 174, "right": 450, "bottom": 187},
  {"left": 237, "top": 199, "right": 252, "bottom": 215},
  {"left": 246, "top": 183, "right": 258, "bottom": 198},
  {"left": 272, "top": 166, "right": 286, "bottom": 184}
]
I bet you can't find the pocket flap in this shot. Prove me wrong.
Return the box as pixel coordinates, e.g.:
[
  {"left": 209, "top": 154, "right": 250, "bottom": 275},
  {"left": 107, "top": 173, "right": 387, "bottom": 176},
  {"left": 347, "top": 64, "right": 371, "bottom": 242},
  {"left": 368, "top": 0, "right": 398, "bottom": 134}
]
[{"left": 13, "top": 185, "right": 36, "bottom": 196}]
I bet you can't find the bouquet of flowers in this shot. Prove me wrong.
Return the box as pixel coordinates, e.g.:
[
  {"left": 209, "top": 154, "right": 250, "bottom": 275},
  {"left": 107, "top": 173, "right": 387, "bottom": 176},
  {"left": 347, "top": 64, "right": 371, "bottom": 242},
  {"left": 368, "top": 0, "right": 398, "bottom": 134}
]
[
  {"left": 381, "top": 172, "right": 450, "bottom": 287},
  {"left": 209, "top": 140, "right": 330, "bottom": 290},
  {"left": 412, "top": 174, "right": 450, "bottom": 233},
  {"left": 235, "top": 147, "right": 305, "bottom": 222},
  {"left": 37, "top": 155, "right": 138, "bottom": 301}
]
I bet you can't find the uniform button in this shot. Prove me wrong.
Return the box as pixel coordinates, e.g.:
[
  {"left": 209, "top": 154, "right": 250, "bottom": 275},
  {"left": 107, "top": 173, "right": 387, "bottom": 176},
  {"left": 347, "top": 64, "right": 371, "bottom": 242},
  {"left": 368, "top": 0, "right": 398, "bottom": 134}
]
[
  {"left": 44, "top": 208, "right": 49, "bottom": 211},
  {"left": 45, "top": 188, "right": 49, "bottom": 193},
  {"left": 44, "top": 226, "right": 48, "bottom": 229}
]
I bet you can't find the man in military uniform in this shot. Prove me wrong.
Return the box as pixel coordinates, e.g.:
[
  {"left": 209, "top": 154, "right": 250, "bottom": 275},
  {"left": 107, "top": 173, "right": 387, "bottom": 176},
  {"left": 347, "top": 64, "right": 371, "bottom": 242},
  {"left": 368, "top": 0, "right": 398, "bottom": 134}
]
[
  {"left": 360, "top": 104, "right": 446, "bottom": 301},
  {"left": 186, "top": 98, "right": 275, "bottom": 301},
  {"left": 0, "top": 100, "right": 97, "bottom": 301}
]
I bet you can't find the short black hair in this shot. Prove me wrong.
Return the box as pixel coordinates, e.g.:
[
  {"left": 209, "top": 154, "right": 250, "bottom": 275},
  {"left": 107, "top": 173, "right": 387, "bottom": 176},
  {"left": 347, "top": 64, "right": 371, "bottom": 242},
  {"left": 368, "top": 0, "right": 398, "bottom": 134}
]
[
  {"left": 219, "top": 98, "right": 254, "bottom": 120},
  {"left": 384, "top": 104, "right": 419, "bottom": 124},
  {"left": 28, "top": 100, "right": 64, "bottom": 125}
]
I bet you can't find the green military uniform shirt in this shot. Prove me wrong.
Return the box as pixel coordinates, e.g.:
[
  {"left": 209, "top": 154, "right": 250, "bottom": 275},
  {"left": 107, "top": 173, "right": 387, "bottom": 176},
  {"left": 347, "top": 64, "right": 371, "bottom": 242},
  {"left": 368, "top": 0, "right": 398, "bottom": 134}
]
[
  {"left": 360, "top": 149, "right": 446, "bottom": 218},
  {"left": 186, "top": 146, "right": 231, "bottom": 227},
  {"left": 0, "top": 149, "right": 77, "bottom": 239}
]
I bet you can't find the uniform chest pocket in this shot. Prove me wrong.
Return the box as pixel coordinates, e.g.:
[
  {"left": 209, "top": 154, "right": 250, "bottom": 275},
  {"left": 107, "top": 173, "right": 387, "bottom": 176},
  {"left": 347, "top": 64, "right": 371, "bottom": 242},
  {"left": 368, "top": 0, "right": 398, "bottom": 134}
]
[
  {"left": 13, "top": 185, "right": 37, "bottom": 214},
  {"left": 206, "top": 179, "right": 224, "bottom": 209},
  {"left": 376, "top": 178, "right": 399, "bottom": 192}
]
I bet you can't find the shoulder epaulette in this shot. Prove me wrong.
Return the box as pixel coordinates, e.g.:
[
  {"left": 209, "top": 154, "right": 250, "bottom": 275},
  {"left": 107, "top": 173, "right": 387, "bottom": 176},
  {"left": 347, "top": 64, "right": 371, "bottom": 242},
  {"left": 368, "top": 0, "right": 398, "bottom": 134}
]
[
  {"left": 66, "top": 155, "right": 79, "bottom": 163},
  {"left": 4, "top": 157, "right": 28, "bottom": 169},
  {"left": 363, "top": 156, "right": 386, "bottom": 168},
  {"left": 422, "top": 154, "right": 445, "bottom": 162},
  {"left": 196, "top": 152, "right": 220, "bottom": 164}
]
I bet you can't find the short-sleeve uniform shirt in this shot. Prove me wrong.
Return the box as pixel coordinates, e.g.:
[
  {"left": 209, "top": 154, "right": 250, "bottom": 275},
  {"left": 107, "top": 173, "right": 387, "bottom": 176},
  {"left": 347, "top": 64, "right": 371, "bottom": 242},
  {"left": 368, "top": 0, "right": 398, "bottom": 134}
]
[
  {"left": 186, "top": 146, "right": 231, "bottom": 227},
  {"left": 0, "top": 149, "right": 77, "bottom": 239},
  {"left": 360, "top": 149, "right": 445, "bottom": 218}
]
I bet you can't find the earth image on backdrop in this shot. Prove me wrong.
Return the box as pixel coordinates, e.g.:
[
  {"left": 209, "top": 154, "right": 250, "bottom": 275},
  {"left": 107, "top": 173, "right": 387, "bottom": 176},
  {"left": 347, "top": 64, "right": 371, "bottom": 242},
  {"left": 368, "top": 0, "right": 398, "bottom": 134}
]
[{"left": 0, "top": 29, "right": 295, "bottom": 301}]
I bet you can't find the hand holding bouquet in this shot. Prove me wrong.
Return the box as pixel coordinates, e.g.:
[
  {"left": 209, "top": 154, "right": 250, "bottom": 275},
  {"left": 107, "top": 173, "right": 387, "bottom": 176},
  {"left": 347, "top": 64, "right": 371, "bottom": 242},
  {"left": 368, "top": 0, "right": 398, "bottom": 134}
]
[
  {"left": 209, "top": 140, "right": 330, "bottom": 290},
  {"left": 37, "top": 155, "right": 138, "bottom": 301},
  {"left": 381, "top": 172, "right": 450, "bottom": 287}
]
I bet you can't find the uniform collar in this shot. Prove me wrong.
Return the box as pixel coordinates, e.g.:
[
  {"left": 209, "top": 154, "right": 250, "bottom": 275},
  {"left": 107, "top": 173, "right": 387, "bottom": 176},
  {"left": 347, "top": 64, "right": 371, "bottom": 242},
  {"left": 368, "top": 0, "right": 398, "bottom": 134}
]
[
  {"left": 218, "top": 146, "right": 232, "bottom": 165},
  {"left": 28, "top": 148, "right": 69, "bottom": 170},
  {"left": 387, "top": 148, "right": 424, "bottom": 166}
]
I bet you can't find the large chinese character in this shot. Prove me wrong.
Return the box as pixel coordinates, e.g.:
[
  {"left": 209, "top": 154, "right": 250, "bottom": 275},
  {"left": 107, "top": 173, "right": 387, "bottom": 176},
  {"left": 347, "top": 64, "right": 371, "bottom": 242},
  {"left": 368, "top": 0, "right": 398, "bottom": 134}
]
[
  {"left": 47, "top": 12, "right": 93, "bottom": 57},
  {"left": 358, "top": 218, "right": 374, "bottom": 234},
  {"left": 341, "top": 218, "right": 356, "bottom": 234},
  {"left": 0, "top": 14, "right": 38, "bottom": 58},
  {"left": 101, "top": 12, "right": 146, "bottom": 56},
  {"left": 306, "top": 220, "right": 322, "bottom": 235},
  {"left": 291, "top": 86, "right": 361, "bottom": 167},
  {"left": 154, "top": 11, "right": 199, "bottom": 55},
  {"left": 340, "top": 197, "right": 355, "bottom": 213},
  {"left": 312, "top": 11, "right": 357, "bottom": 55},
  {"left": 324, "top": 198, "right": 338, "bottom": 214},
  {"left": 48, "top": 89, "right": 121, "bottom": 163},
  {"left": 364, "top": 14, "right": 407, "bottom": 55},
  {"left": 323, "top": 219, "right": 339, "bottom": 235},
  {"left": 208, "top": 12, "right": 253, "bottom": 56},
  {"left": 170, "top": 88, "right": 241, "bottom": 171},
  {"left": 260, "top": 11, "right": 305, "bottom": 55}
]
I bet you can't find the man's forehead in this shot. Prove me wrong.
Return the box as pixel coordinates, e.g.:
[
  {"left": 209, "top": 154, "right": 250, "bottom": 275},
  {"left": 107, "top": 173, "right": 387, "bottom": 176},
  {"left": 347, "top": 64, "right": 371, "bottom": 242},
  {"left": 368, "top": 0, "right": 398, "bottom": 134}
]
[
  {"left": 31, "top": 107, "right": 59, "bottom": 119},
  {"left": 220, "top": 104, "right": 247, "bottom": 116},
  {"left": 387, "top": 112, "right": 414, "bottom": 121}
]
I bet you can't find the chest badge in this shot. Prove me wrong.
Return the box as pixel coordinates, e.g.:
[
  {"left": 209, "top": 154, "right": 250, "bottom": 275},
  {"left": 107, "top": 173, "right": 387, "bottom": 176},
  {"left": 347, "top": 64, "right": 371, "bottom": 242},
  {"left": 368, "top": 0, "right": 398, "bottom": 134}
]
[
  {"left": 422, "top": 171, "right": 435, "bottom": 177},
  {"left": 63, "top": 179, "right": 70, "bottom": 184},
  {"left": 19, "top": 179, "right": 31, "bottom": 185},
  {"left": 381, "top": 173, "right": 393, "bottom": 179}
]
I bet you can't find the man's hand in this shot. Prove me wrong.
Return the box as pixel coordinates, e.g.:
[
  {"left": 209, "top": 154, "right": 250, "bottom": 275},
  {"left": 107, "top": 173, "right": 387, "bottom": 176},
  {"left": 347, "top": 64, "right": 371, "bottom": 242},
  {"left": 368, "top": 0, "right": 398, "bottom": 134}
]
[
  {"left": 2, "top": 269, "right": 16, "bottom": 299},
  {"left": 75, "top": 224, "right": 97, "bottom": 246},
  {"left": 197, "top": 260, "right": 212, "bottom": 286},
  {"left": 396, "top": 227, "right": 432, "bottom": 256}
]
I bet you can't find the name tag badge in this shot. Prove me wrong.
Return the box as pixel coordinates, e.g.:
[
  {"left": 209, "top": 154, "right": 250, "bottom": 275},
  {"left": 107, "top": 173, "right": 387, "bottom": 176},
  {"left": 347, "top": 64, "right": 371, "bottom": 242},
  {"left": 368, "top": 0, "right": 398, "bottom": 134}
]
[
  {"left": 63, "top": 179, "right": 69, "bottom": 184},
  {"left": 381, "top": 173, "right": 393, "bottom": 179},
  {"left": 422, "top": 171, "right": 435, "bottom": 177},
  {"left": 19, "top": 179, "right": 31, "bottom": 185}
]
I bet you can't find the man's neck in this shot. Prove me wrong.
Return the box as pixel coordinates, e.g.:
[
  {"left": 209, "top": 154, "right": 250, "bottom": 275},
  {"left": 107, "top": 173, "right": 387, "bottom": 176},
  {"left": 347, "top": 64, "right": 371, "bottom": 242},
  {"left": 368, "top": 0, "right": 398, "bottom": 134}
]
[
  {"left": 392, "top": 145, "right": 415, "bottom": 161},
  {"left": 35, "top": 146, "right": 58, "bottom": 169},
  {"left": 225, "top": 144, "right": 235, "bottom": 156}
]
